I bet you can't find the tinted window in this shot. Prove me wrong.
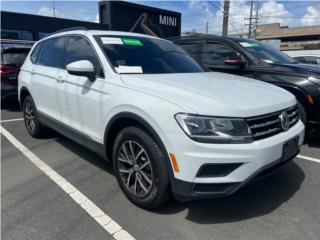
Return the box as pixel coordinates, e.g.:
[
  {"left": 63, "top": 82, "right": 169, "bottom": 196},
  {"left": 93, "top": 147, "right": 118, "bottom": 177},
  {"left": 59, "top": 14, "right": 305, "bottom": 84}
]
[
  {"left": 2, "top": 53, "right": 28, "bottom": 67},
  {"left": 38, "top": 37, "right": 65, "bottom": 68},
  {"left": 294, "top": 56, "right": 320, "bottom": 65},
  {"left": 64, "top": 36, "right": 103, "bottom": 77},
  {"left": 202, "top": 43, "right": 240, "bottom": 65},
  {"left": 30, "top": 43, "right": 42, "bottom": 63},
  {"left": 95, "top": 35, "right": 204, "bottom": 74},
  {"left": 180, "top": 43, "right": 203, "bottom": 63},
  {"left": 233, "top": 39, "right": 295, "bottom": 64},
  {"left": 2, "top": 48, "right": 30, "bottom": 67}
]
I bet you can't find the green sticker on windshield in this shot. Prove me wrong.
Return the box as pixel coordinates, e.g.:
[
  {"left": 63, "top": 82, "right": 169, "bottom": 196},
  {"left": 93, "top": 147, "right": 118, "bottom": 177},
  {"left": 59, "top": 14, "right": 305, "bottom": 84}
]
[
  {"left": 250, "top": 42, "right": 260, "bottom": 47},
  {"left": 122, "top": 38, "right": 143, "bottom": 46}
]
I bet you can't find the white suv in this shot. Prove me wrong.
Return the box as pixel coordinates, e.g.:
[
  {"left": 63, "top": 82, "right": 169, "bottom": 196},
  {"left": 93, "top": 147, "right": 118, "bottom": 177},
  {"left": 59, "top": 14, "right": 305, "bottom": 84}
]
[{"left": 19, "top": 29, "right": 304, "bottom": 209}]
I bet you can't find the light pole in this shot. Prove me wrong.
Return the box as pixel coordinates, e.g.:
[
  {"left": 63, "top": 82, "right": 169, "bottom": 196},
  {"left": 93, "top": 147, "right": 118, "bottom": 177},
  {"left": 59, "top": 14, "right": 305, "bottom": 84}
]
[{"left": 52, "top": 0, "right": 56, "bottom": 17}]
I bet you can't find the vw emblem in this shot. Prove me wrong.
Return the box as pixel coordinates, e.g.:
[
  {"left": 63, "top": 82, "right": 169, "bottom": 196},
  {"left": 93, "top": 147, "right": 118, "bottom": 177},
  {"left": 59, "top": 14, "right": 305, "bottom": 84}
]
[{"left": 279, "top": 111, "right": 290, "bottom": 131}]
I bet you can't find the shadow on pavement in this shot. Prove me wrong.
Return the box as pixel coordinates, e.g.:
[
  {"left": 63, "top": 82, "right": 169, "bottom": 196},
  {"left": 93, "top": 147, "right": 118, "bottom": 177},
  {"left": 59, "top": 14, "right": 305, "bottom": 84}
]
[
  {"left": 1, "top": 98, "right": 21, "bottom": 111},
  {"left": 306, "top": 133, "right": 320, "bottom": 148},
  {"left": 55, "top": 134, "right": 114, "bottom": 176},
  {"left": 53, "top": 132, "right": 305, "bottom": 224},
  {"left": 154, "top": 161, "right": 304, "bottom": 224}
]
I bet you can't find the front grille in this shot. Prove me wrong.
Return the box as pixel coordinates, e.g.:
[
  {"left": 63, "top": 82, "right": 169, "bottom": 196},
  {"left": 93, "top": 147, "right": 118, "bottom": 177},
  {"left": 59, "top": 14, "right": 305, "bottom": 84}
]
[{"left": 246, "top": 105, "right": 299, "bottom": 141}]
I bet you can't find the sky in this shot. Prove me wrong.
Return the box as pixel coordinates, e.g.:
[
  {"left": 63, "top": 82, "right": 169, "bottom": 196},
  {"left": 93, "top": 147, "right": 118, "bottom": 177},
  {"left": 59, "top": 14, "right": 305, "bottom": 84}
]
[{"left": 1, "top": 0, "right": 320, "bottom": 35}]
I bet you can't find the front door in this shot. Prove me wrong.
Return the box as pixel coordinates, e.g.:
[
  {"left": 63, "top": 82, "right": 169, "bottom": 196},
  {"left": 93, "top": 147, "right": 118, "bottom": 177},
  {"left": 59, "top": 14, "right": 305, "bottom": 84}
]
[{"left": 202, "top": 41, "right": 255, "bottom": 78}]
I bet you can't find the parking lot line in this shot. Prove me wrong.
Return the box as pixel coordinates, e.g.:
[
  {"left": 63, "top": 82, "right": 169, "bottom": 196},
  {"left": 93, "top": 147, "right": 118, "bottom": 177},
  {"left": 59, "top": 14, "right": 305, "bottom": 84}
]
[
  {"left": 0, "top": 126, "right": 135, "bottom": 240},
  {"left": 297, "top": 155, "right": 320, "bottom": 164},
  {"left": 0, "top": 118, "right": 24, "bottom": 123}
]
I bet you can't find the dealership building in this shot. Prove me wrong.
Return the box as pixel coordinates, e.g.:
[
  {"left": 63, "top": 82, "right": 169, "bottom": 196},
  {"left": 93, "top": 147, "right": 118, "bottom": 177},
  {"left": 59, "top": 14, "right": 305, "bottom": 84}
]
[
  {"left": 1, "top": 1, "right": 181, "bottom": 42},
  {"left": 256, "top": 23, "right": 320, "bottom": 50}
]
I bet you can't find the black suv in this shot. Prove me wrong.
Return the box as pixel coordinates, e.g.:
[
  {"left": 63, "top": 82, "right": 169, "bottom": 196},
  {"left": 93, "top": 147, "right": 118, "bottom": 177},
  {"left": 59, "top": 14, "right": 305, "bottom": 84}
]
[
  {"left": 1, "top": 44, "right": 32, "bottom": 101},
  {"left": 172, "top": 35, "right": 320, "bottom": 134}
]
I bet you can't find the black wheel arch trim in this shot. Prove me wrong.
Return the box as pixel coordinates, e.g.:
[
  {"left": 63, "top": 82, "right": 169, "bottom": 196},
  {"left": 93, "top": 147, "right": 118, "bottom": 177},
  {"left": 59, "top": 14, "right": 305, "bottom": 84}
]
[
  {"left": 19, "top": 86, "right": 32, "bottom": 107},
  {"left": 103, "top": 112, "right": 179, "bottom": 197},
  {"left": 275, "top": 83, "right": 310, "bottom": 111}
]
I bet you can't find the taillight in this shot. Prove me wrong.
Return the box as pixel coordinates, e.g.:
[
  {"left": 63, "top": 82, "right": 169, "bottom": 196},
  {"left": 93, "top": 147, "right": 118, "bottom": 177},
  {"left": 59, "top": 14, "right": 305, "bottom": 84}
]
[{"left": 0, "top": 65, "right": 19, "bottom": 76}]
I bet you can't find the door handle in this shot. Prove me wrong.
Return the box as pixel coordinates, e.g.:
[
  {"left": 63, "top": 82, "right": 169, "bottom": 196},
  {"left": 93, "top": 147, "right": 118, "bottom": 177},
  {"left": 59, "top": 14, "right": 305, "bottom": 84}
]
[{"left": 56, "top": 75, "right": 65, "bottom": 83}]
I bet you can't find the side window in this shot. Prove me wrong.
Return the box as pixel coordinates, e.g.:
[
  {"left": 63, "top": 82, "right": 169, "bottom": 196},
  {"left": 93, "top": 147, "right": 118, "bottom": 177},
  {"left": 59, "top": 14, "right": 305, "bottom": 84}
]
[
  {"left": 203, "top": 42, "right": 240, "bottom": 66},
  {"left": 180, "top": 43, "right": 203, "bottom": 63},
  {"left": 65, "top": 36, "right": 104, "bottom": 77},
  {"left": 294, "top": 57, "right": 306, "bottom": 63},
  {"left": 301, "top": 56, "right": 320, "bottom": 65},
  {"left": 30, "top": 42, "right": 42, "bottom": 63},
  {"left": 38, "top": 37, "right": 65, "bottom": 68}
]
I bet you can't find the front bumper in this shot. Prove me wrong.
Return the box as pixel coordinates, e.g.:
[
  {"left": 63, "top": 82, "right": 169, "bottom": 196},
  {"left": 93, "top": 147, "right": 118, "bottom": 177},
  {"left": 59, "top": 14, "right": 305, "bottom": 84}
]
[
  {"left": 1, "top": 85, "right": 18, "bottom": 100},
  {"left": 167, "top": 120, "right": 305, "bottom": 200},
  {"left": 307, "top": 95, "right": 320, "bottom": 128},
  {"left": 173, "top": 152, "right": 298, "bottom": 200}
]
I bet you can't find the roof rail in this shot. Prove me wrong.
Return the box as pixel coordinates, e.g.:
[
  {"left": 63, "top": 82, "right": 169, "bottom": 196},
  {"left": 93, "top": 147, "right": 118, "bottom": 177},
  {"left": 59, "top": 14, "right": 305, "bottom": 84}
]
[
  {"left": 0, "top": 39, "right": 35, "bottom": 45},
  {"left": 49, "top": 26, "right": 88, "bottom": 36}
]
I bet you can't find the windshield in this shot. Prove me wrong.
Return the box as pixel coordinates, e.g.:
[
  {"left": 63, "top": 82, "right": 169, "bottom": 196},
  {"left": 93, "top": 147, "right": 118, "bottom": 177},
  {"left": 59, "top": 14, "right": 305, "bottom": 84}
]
[
  {"left": 95, "top": 35, "right": 204, "bottom": 74},
  {"left": 233, "top": 39, "right": 296, "bottom": 64}
]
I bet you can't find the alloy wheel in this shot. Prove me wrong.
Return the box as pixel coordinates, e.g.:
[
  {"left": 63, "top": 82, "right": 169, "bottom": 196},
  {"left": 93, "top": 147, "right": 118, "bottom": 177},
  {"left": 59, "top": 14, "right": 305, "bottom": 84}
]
[
  {"left": 24, "top": 102, "right": 36, "bottom": 132},
  {"left": 117, "top": 140, "right": 153, "bottom": 197}
]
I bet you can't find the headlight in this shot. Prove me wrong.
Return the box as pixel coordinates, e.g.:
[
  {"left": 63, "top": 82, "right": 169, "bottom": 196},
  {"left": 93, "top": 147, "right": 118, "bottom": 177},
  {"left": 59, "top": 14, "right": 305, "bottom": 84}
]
[{"left": 175, "top": 113, "right": 253, "bottom": 144}]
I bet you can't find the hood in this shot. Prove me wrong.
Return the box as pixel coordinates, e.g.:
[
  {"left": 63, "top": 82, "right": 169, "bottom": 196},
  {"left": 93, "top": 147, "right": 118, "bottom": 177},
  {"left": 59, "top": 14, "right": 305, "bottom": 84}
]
[
  {"left": 120, "top": 72, "right": 296, "bottom": 117},
  {"left": 273, "top": 63, "right": 320, "bottom": 76}
]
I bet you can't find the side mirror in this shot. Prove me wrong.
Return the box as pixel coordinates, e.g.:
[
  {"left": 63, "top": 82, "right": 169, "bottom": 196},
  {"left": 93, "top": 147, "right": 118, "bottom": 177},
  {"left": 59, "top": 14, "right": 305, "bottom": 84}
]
[
  {"left": 66, "top": 60, "right": 95, "bottom": 81},
  {"left": 224, "top": 58, "right": 246, "bottom": 67}
]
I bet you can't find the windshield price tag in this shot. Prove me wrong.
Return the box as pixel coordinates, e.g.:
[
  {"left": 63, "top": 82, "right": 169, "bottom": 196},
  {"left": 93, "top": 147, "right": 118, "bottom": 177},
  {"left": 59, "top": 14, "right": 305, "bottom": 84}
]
[
  {"left": 239, "top": 42, "right": 252, "bottom": 47},
  {"left": 239, "top": 42, "right": 260, "bottom": 48},
  {"left": 115, "top": 65, "right": 143, "bottom": 74},
  {"left": 101, "top": 37, "right": 123, "bottom": 45}
]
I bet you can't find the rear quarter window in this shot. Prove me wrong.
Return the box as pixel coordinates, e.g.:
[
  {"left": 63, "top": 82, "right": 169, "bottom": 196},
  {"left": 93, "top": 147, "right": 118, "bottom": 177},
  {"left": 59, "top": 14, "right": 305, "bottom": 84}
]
[{"left": 30, "top": 42, "right": 43, "bottom": 64}]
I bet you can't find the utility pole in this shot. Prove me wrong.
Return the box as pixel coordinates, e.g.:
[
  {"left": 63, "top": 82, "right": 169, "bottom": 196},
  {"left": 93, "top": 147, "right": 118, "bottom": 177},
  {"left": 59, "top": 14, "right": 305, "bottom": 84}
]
[
  {"left": 206, "top": 21, "right": 209, "bottom": 34},
  {"left": 248, "top": 1, "right": 254, "bottom": 38},
  {"left": 52, "top": 0, "right": 56, "bottom": 17},
  {"left": 222, "top": 0, "right": 230, "bottom": 36},
  {"left": 253, "top": 1, "right": 260, "bottom": 39}
]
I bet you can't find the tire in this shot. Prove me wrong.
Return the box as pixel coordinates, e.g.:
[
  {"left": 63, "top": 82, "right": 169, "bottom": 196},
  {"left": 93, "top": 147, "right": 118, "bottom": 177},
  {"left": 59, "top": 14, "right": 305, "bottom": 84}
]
[
  {"left": 22, "top": 95, "right": 48, "bottom": 138},
  {"left": 112, "top": 126, "right": 171, "bottom": 209},
  {"left": 297, "top": 101, "right": 307, "bottom": 125}
]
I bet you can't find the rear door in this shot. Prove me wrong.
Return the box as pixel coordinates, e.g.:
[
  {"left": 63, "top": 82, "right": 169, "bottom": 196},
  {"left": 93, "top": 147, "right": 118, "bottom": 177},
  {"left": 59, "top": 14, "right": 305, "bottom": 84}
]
[
  {"left": 177, "top": 40, "right": 204, "bottom": 64},
  {"left": 31, "top": 37, "right": 66, "bottom": 120},
  {"left": 57, "top": 35, "right": 105, "bottom": 141}
]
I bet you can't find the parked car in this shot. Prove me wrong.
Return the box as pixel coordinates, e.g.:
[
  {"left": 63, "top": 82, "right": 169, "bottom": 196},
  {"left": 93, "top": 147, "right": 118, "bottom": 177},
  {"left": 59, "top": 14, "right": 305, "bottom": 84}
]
[
  {"left": 172, "top": 35, "right": 320, "bottom": 134},
  {"left": 1, "top": 44, "right": 31, "bottom": 101},
  {"left": 283, "top": 50, "right": 320, "bottom": 66},
  {"left": 19, "top": 29, "right": 304, "bottom": 209}
]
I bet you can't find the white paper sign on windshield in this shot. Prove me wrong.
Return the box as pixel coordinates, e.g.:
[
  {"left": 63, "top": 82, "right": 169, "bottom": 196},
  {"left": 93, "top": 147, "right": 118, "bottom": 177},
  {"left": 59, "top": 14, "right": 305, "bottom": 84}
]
[
  {"left": 115, "top": 66, "right": 143, "bottom": 74},
  {"left": 239, "top": 42, "right": 252, "bottom": 47},
  {"left": 101, "top": 37, "right": 123, "bottom": 45}
]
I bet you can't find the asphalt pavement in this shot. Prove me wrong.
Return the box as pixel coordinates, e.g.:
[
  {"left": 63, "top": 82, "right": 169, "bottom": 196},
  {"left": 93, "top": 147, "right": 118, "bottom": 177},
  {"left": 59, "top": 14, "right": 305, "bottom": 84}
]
[{"left": 1, "top": 103, "right": 320, "bottom": 240}]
